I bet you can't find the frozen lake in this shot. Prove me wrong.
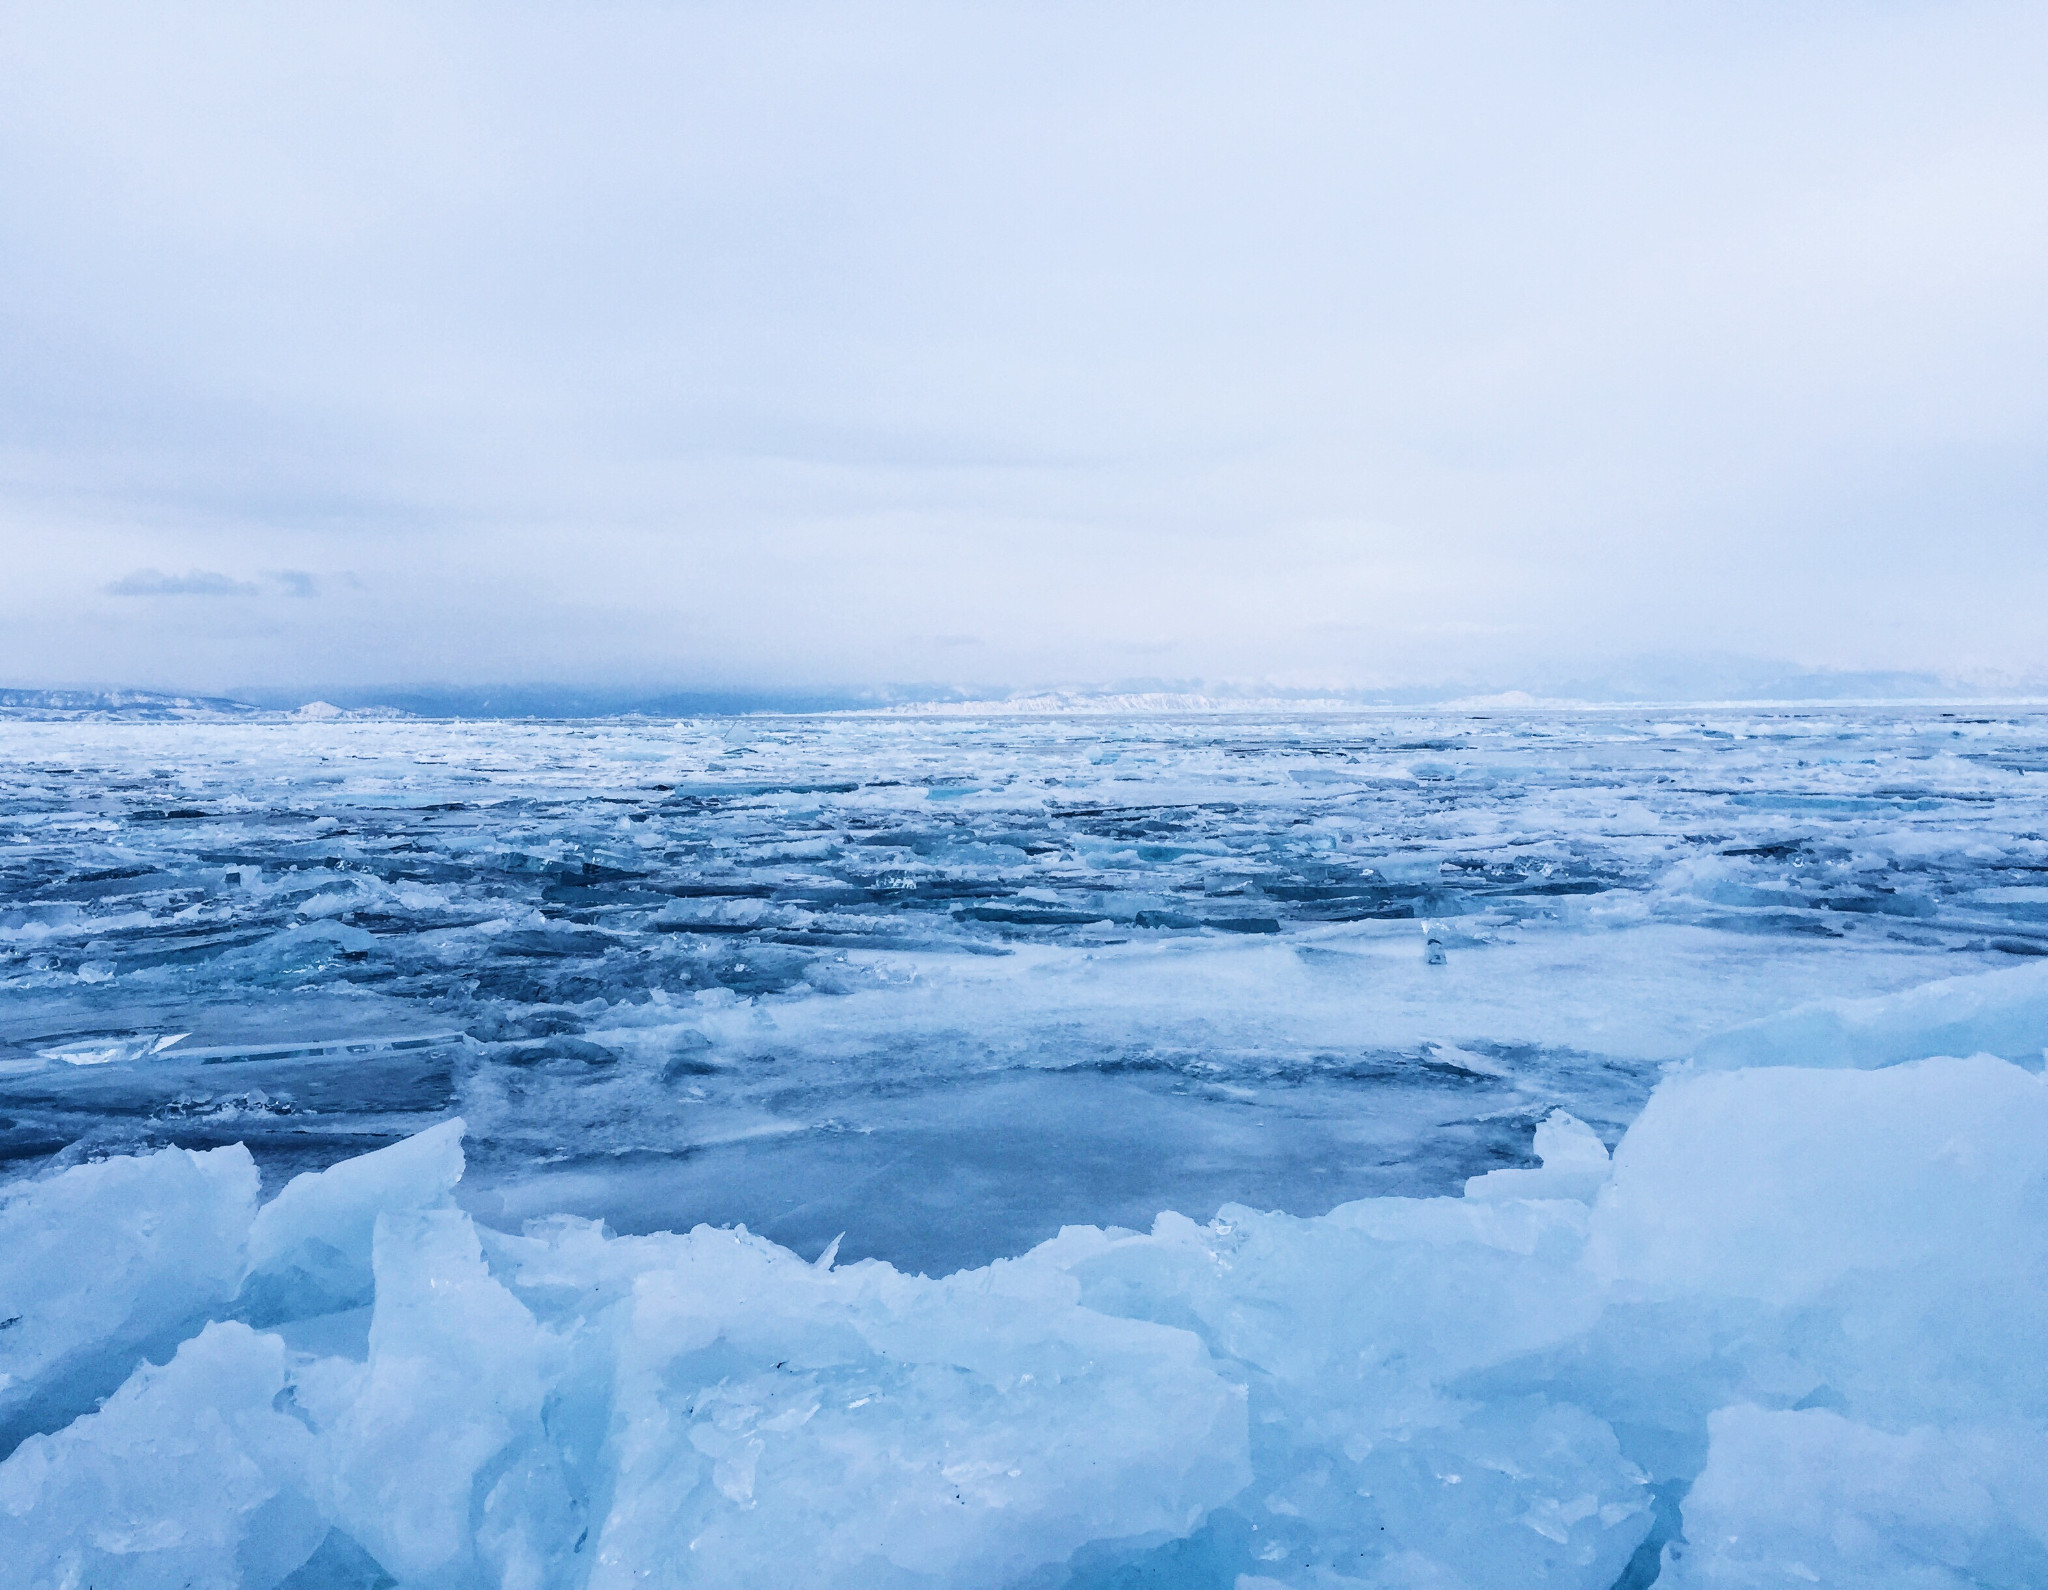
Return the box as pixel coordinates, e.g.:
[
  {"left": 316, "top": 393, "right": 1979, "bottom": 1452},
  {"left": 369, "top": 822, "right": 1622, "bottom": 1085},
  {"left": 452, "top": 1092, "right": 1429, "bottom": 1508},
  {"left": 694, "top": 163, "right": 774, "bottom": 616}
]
[{"left": 5, "top": 706, "right": 2047, "bottom": 1272}]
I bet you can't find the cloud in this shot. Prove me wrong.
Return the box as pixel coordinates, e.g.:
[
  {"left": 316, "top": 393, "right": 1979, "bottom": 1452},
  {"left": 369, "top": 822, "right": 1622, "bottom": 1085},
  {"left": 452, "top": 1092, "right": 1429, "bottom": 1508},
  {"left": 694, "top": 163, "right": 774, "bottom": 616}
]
[
  {"left": 5, "top": 2, "right": 2045, "bottom": 692},
  {"left": 103, "top": 568, "right": 259, "bottom": 597},
  {"left": 99, "top": 567, "right": 331, "bottom": 599}
]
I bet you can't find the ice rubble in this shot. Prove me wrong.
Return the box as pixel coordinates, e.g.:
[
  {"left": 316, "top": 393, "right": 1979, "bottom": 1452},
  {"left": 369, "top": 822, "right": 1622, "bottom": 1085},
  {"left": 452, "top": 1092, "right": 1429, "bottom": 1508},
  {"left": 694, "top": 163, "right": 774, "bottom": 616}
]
[
  {"left": 0, "top": 1140, "right": 257, "bottom": 1453},
  {"left": 3, "top": 1050, "right": 2046, "bottom": 1587}
]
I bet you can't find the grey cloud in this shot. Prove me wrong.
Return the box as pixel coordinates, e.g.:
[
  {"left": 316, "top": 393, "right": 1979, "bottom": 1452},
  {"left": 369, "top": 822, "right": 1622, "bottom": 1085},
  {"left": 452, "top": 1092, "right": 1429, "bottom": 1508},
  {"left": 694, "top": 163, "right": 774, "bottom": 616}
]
[{"left": 104, "top": 569, "right": 259, "bottom": 597}]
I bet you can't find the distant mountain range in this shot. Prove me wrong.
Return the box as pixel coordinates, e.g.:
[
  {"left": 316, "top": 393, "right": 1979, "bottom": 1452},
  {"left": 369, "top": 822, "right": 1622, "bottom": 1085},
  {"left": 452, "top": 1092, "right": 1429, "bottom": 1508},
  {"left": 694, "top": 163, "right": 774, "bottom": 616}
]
[
  {"left": 0, "top": 688, "right": 267, "bottom": 721},
  {"left": 3, "top": 665, "right": 2043, "bottom": 722},
  {"left": 0, "top": 689, "right": 413, "bottom": 722}
]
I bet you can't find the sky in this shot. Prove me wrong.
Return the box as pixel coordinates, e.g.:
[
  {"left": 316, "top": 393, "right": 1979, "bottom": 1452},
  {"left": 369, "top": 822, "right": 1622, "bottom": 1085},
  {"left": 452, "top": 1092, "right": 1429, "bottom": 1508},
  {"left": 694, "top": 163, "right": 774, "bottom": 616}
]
[{"left": 2, "top": 1, "right": 2044, "bottom": 703}]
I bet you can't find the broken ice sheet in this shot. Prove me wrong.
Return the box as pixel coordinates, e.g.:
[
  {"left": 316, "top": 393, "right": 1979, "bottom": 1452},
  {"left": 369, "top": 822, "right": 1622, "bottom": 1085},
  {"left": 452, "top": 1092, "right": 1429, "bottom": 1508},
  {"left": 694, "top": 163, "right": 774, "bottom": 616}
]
[
  {"left": 2, "top": 706, "right": 2048, "bottom": 1582},
  {"left": 4, "top": 707, "right": 2048, "bottom": 1263}
]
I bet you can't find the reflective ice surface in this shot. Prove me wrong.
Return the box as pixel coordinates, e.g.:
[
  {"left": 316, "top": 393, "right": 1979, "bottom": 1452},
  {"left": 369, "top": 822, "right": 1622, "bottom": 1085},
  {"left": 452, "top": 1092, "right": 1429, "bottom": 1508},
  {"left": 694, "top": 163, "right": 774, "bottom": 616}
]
[{"left": 5, "top": 707, "right": 2046, "bottom": 1272}]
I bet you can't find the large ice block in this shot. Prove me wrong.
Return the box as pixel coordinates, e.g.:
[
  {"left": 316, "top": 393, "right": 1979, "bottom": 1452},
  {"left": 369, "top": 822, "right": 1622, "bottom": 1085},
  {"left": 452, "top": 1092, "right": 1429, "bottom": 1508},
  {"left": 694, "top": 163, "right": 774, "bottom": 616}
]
[{"left": 0, "top": 1143, "right": 258, "bottom": 1455}]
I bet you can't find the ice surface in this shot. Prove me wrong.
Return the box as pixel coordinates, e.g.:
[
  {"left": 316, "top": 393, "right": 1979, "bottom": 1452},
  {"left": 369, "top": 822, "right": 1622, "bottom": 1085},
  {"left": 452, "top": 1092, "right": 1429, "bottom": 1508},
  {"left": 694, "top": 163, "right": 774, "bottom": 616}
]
[
  {"left": 3, "top": 708, "right": 2048, "bottom": 1583},
  {"left": 1693, "top": 958, "right": 2048, "bottom": 1071},
  {"left": 1667, "top": 1406, "right": 2048, "bottom": 1589},
  {"left": 0, "top": 1141, "right": 257, "bottom": 1456},
  {"left": 240, "top": 1116, "right": 465, "bottom": 1322},
  {"left": 7, "top": 708, "right": 2048, "bottom": 1271},
  {"left": 0, "top": 1045, "right": 2040, "bottom": 1586},
  {"left": 0, "top": 1321, "right": 322, "bottom": 1590}
]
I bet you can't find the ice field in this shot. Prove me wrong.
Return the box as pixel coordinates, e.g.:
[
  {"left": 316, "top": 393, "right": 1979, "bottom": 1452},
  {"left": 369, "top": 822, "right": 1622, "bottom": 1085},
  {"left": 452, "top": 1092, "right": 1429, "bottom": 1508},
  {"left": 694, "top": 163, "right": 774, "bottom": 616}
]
[{"left": 4, "top": 706, "right": 2048, "bottom": 1587}]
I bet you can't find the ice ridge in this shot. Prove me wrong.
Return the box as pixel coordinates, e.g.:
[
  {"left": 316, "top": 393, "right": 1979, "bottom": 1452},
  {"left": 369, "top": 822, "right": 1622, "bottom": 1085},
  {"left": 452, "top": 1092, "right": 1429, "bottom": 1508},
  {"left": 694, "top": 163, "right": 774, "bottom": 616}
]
[{"left": 4, "top": 1050, "right": 2046, "bottom": 1587}]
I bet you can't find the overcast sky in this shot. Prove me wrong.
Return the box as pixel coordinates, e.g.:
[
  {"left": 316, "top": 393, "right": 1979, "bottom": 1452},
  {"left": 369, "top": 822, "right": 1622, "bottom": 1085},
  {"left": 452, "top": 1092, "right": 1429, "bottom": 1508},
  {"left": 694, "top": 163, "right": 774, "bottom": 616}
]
[{"left": 2, "top": 1, "right": 2043, "bottom": 700}]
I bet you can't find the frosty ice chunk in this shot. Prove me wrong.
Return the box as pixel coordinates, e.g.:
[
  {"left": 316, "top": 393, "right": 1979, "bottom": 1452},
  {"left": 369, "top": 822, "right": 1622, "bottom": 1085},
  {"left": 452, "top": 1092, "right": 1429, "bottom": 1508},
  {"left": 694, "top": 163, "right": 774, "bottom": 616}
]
[
  {"left": 0, "top": 1143, "right": 257, "bottom": 1454},
  {"left": 239, "top": 1116, "right": 465, "bottom": 1323},
  {"left": 1667, "top": 1405, "right": 2048, "bottom": 1589},
  {"left": 1693, "top": 959, "right": 2048, "bottom": 1072},
  {"left": 1, "top": 1040, "right": 2046, "bottom": 1582},
  {"left": 1590, "top": 1054, "right": 2048, "bottom": 1312},
  {"left": 0, "top": 1321, "right": 322, "bottom": 1590},
  {"left": 1059, "top": 1194, "right": 1647, "bottom": 1587},
  {"left": 1464, "top": 1108, "right": 1612, "bottom": 1202},
  {"left": 303, "top": 1206, "right": 562, "bottom": 1588},
  {"left": 497, "top": 1220, "right": 1252, "bottom": 1590}
]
